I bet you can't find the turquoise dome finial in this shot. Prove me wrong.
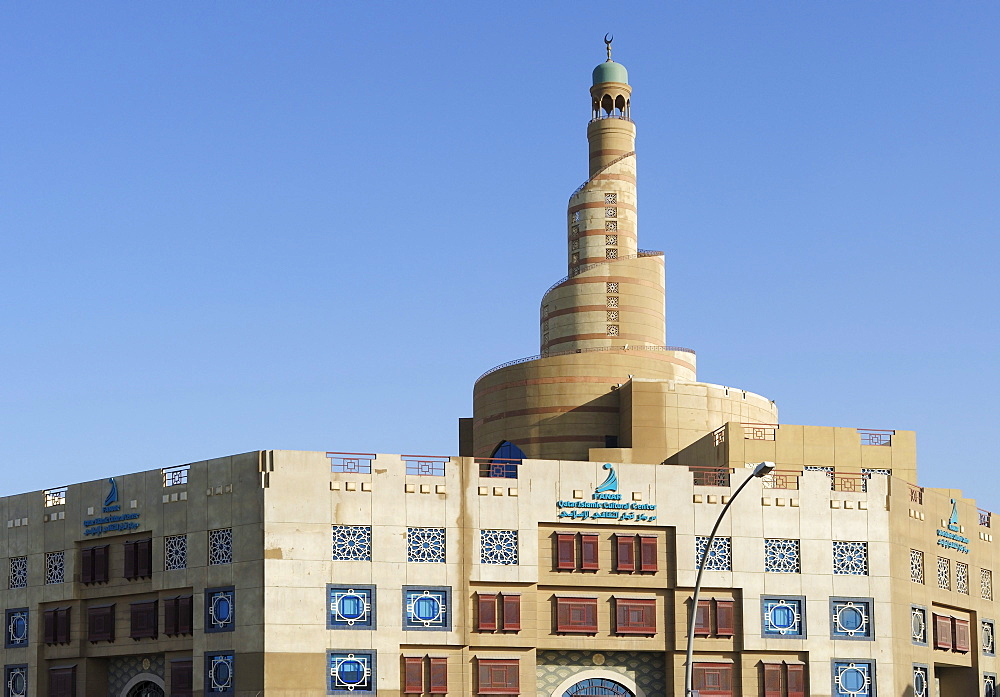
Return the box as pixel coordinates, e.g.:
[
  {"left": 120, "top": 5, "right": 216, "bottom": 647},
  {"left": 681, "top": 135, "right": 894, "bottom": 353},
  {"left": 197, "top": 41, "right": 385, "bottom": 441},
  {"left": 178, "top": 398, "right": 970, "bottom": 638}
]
[{"left": 592, "top": 34, "right": 628, "bottom": 85}]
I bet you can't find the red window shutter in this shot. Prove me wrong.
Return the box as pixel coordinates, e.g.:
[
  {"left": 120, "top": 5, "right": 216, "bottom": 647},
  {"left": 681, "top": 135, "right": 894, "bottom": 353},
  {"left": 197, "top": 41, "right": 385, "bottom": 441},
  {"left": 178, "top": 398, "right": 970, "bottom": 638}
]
[
  {"left": 164, "top": 598, "right": 178, "bottom": 636},
  {"left": 615, "top": 599, "right": 656, "bottom": 634},
  {"left": 81, "top": 548, "right": 94, "bottom": 584},
  {"left": 762, "top": 664, "right": 782, "bottom": 697},
  {"left": 556, "top": 534, "right": 576, "bottom": 570},
  {"left": 580, "top": 534, "right": 599, "bottom": 570},
  {"left": 403, "top": 657, "right": 423, "bottom": 694},
  {"left": 130, "top": 601, "right": 157, "bottom": 639},
  {"left": 954, "top": 618, "right": 971, "bottom": 653},
  {"left": 49, "top": 666, "right": 76, "bottom": 697},
  {"left": 479, "top": 659, "right": 519, "bottom": 694},
  {"left": 478, "top": 594, "right": 498, "bottom": 632},
  {"left": 615, "top": 535, "right": 635, "bottom": 572},
  {"left": 170, "top": 660, "right": 193, "bottom": 697},
  {"left": 178, "top": 595, "right": 193, "bottom": 634},
  {"left": 639, "top": 536, "right": 657, "bottom": 571},
  {"left": 429, "top": 657, "right": 447, "bottom": 694},
  {"left": 88, "top": 605, "right": 114, "bottom": 642},
  {"left": 694, "top": 600, "right": 712, "bottom": 636},
  {"left": 583, "top": 599, "right": 598, "bottom": 632},
  {"left": 95, "top": 545, "right": 109, "bottom": 582},
  {"left": 44, "top": 609, "right": 56, "bottom": 644},
  {"left": 137, "top": 539, "right": 152, "bottom": 578},
  {"left": 57, "top": 607, "right": 71, "bottom": 644},
  {"left": 502, "top": 595, "right": 521, "bottom": 631},
  {"left": 124, "top": 541, "right": 136, "bottom": 579},
  {"left": 715, "top": 599, "right": 735, "bottom": 637},
  {"left": 786, "top": 664, "right": 806, "bottom": 697},
  {"left": 693, "top": 663, "right": 732, "bottom": 696},
  {"left": 934, "top": 614, "right": 953, "bottom": 650},
  {"left": 556, "top": 598, "right": 598, "bottom": 633}
]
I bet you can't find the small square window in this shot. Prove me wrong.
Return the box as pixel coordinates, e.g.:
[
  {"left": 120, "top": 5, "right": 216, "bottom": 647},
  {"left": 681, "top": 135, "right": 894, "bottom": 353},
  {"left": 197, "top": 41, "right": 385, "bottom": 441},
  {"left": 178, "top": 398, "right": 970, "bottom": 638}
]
[
  {"left": 403, "top": 587, "right": 451, "bottom": 630},
  {"left": 605, "top": 234, "right": 618, "bottom": 246},
  {"left": 5, "top": 609, "right": 28, "bottom": 648},
  {"left": 606, "top": 324, "right": 619, "bottom": 336},
  {"left": 407, "top": 528, "right": 446, "bottom": 563},
  {"left": 206, "top": 652, "right": 235, "bottom": 694},
  {"left": 605, "top": 207, "right": 617, "bottom": 218},
  {"left": 606, "top": 282, "right": 618, "bottom": 294},
  {"left": 605, "top": 248, "right": 618, "bottom": 259},
  {"left": 205, "top": 587, "right": 235, "bottom": 633},
  {"left": 4, "top": 665, "right": 27, "bottom": 697},
  {"left": 764, "top": 539, "right": 801, "bottom": 573},
  {"left": 833, "top": 660, "right": 873, "bottom": 697},
  {"left": 607, "top": 296, "right": 618, "bottom": 308},
  {"left": 830, "top": 598, "right": 874, "bottom": 640},
  {"left": 481, "top": 530, "right": 518, "bottom": 565},
  {"left": 607, "top": 310, "right": 619, "bottom": 322},
  {"left": 605, "top": 193, "right": 617, "bottom": 205},
  {"left": 328, "top": 651, "right": 375, "bottom": 695},
  {"left": 833, "top": 541, "right": 868, "bottom": 575},
  {"left": 208, "top": 528, "right": 233, "bottom": 565},
  {"left": 695, "top": 536, "right": 732, "bottom": 571},
  {"left": 761, "top": 597, "right": 805, "bottom": 638},
  {"left": 328, "top": 586, "right": 375, "bottom": 630},
  {"left": 332, "top": 525, "right": 372, "bottom": 561}
]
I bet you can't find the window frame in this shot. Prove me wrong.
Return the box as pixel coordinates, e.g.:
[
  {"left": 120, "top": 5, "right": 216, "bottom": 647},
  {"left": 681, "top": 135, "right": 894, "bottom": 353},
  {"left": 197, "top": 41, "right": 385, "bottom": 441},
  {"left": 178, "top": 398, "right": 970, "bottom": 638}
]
[
  {"left": 327, "top": 585, "right": 375, "bottom": 630},
  {"left": 760, "top": 596, "right": 806, "bottom": 639},
  {"left": 829, "top": 597, "right": 875, "bottom": 641},
  {"left": 327, "top": 650, "right": 375, "bottom": 695},
  {"left": 403, "top": 586, "right": 452, "bottom": 631},
  {"left": 613, "top": 597, "right": 656, "bottom": 635},
  {"left": 129, "top": 600, "right": 158, "bottom": 640},
  {"left": 86, "top": 604, "right": 115, "bottom": 643},
  {"left": 831, "top": 659, "right": 874, "bottom": 697},
  {"left": 205, "top": 586, "right": 236, "bottom": 634},
  {"left": 692, "top": 662, "right": 733, "bottom": 697},
  {"left": 555, "top": 596, "right": 599, "bottom": 634},
  {"left": 477, "top": 659, "right": 519, "bottom": 695},
  {"left": 5, "top": 608, "right": 29, "bottom": 648}
]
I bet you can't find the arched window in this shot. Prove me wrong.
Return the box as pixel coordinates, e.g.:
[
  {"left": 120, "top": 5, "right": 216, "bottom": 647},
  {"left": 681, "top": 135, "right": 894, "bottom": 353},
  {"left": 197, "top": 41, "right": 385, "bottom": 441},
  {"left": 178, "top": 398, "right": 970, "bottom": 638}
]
[
  {"left": 487, "top": 441, "right": 525, "bottom": 478},
  {"left": 563, "top": 678, "right": 635, "bottom": 697}
]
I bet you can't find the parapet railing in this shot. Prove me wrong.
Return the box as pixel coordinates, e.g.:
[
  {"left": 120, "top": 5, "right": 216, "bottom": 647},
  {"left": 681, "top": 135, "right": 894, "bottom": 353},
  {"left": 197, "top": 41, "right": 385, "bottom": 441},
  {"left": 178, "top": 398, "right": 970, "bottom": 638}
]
[
  {"left": 475, "top": 458, "right": 521, "bottom": 479},
  {"left": 742, "top": 423, "right": 778, "bottom": 441},
  {"left": 981, "top": 509, "right": 992, "bottom": 528},
  {"left": 543, "top": 249, "right": 664, "bottom": 297},
  {"left": 162, "top": 465, "right": 190, "bottom": 487},
  {"left": 569, "top": 150, "right": 636, "bottom": 198},
  {"left": 857, "top": 428, "right": 894, "bottom": 446},
  {"left": 475, "top": 343, "right": 697, "bottom": 383}
]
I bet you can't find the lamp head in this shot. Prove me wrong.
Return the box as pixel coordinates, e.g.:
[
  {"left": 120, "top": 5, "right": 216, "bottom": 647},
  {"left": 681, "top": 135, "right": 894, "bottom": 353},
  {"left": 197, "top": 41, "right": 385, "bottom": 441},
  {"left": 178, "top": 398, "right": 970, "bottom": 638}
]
[{"left": 751, "top": 461, "right": 776, "bottom": 477}]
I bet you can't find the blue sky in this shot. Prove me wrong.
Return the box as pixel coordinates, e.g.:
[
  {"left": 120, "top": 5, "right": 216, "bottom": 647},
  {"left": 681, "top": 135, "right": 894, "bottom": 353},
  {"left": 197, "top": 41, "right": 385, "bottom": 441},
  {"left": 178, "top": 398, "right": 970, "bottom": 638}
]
[{"left": 2, "top": 2, "right": 998, "bottom": 511}]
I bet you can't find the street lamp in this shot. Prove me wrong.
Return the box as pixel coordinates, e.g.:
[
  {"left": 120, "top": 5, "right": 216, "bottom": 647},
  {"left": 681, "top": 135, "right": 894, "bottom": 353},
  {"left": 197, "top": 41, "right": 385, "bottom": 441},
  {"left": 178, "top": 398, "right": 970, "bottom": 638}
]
[{"left": 684, "top": 461, "right": 775, "bottom": 697}]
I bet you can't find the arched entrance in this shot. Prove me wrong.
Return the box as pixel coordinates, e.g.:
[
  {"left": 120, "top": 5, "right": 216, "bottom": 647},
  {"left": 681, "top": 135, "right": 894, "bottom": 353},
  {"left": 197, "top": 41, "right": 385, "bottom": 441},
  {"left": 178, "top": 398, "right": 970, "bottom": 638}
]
[
  {"left": 563, "top": 678, "right": 635, "bottom": 697},
  {"left": 126, "top": 681, "right": 164, "bottom": 697}
]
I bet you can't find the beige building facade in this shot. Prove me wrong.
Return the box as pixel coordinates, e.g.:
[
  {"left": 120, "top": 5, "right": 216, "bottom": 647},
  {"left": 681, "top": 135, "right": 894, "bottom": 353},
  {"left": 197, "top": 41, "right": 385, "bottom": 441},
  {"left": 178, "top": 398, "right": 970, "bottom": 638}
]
[{"left": 1, "top": 44, "right": 995, "bottom": 697}]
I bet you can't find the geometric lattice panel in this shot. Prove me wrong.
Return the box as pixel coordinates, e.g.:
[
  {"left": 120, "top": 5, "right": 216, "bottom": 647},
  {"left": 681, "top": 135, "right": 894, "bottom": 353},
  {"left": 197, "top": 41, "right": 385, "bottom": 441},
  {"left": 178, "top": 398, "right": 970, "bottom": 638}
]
[
  {"left": 536, "top": 650, "right": 665, "bottom": 697},
  {"left": 764, "top": 539, "right": 800, "bottom": 573},
  {"left": 833, "top": 541, "right": 868, "bottom": 575}
]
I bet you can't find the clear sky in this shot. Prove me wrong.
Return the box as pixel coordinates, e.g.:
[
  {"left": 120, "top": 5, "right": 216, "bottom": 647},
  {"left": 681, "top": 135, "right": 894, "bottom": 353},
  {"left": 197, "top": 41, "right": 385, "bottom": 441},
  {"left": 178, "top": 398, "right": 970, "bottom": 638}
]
[{"left": 2, "top": 2, "right": 998, "bottom": 511}]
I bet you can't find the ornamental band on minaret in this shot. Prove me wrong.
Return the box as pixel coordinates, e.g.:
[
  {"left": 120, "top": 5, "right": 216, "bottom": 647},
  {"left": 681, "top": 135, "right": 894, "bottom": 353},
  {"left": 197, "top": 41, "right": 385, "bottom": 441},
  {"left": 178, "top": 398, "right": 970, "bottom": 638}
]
[{"left": 464, "top": 40, "right": 777, "bottom": 464}]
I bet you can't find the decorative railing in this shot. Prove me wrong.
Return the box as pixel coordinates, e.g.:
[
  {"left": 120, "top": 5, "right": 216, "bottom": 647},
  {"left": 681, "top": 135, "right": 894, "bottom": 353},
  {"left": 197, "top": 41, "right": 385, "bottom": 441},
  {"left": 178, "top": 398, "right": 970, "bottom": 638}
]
[
  {"left": 543, "top": 249, "right": 664, "bottom": 297},
  {"left": 857, "top": 429, "right": 894, "bottom": 446},
  {"left": 162, "top": 465, "right": 190, "bottom": 487},
  {"left": 327, "top": 452, "right": 375, "bottom": 474},
  {"left": 570, "top": 150, "right": 636, "bottom": 198},
  {"left": 44, "top": 487, "right": 67, "bottom": 507},
  {"left": 909, "top": 485, "right": 924, "bottom": 505},
  {"left": 980, "top": 509, "right": 992, "bottom": 528},
  {"left": 691, "top": 467, "right": 731, "bottom": 487},
  {"left": 476, "top": 344, "right": 696, "bottom": 383},
  {"left": 403, "top": 455, "right": 449, "bottom": 477},
  {"left": 742, "top": 423, "right": 778, "bottom": 441},
  {"left": 832, "top": 474, "right": 866, "bottom": 493},
  {"left": 713, "top": 427, "right": 726, "bottom": 446},
  {"left": 476, "top": 458, "right": 520, "bottom": 479},
  {"left": 761, "top": 473, "right": 799, "bottom": 490}
]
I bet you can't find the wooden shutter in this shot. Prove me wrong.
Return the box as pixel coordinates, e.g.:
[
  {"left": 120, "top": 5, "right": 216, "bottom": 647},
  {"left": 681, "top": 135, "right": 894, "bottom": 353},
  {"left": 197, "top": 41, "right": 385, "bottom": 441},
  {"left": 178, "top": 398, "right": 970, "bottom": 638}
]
[
  {"left": 934, "top": 613, "right": 953, "bottom": 649},
  {"left": 715, "top": 599, "right": 735, "bottom": 637},
  {"left": 694, "top": 600, "right": 712, "bottom": 636},
  {"left": 49, "top": 666, "right": 76, "bottom": 697},
  {"left": 170, "top": 660, "right": 193, "bottom": 697},
  {"left": 137, "top": 539, "right": 152, "bottom": 578},
  {"left": 88, "top": 605, "right": 114, "bottom": 642},
  {"left": 786, "top": 664, "right": 806, "bottom": 697},
  {"left": 615, "top": 599, "right": 656, "bottom": 634},
  {"left": 123, "top": 541, "right": 137, "bottom": 579},
  {"left": 403, "top": 657, "right": 423, "bottom": 694},
  {"left": 44, "top": 609, "right": 57, "bottom": 644},
  {"left": 130, "top": 600, "right": 157, "bottom": 639},
  {"left": 178, "top": 595, "right": 193, "bottom": 634},
  {"left": 639, "top": 536, "right": 657, "bottom": 571},
  {"left": 478, "top": 594, "right": 498, "bottom": 632},
  {"left": 580, "top": 534, "right": 599, "bottom": 570},
  {"left": 954, "top": 618, "right": 971, "bottom": 653},
  {"left": 502, "top": 594, "right": 521, "bottom": 631},
  {"left": 164, "top": 597, "right": 178, "bottom": 636},
  {"left": 762, "top": 664, "right": 782, "bottom": 697},
  {"left": 479, "top": 660, "right": 520, "bottom": 694},
  {"left": 81, "top": 548, "right": 94, "bottom": 584},
  {"left": 56, "top": 607, "right": 71, "bottom": 644},
  {"left": 693, "top": 663, "right": 732, "bottom": 696},
  {"left": 615, "top": 535, "right": 635, "bottom": 572},
  {"left": 95, "top": 545, "right": 109, "bottom": 583},
  {"left": 429, "top": 657, "right": 447, "bottom": 694},
  {"left": 556, "top": 533, "right": 576, "bottom": 570},
  {"left": 556, "top": 598, "right": 598, "bottom": 633}
]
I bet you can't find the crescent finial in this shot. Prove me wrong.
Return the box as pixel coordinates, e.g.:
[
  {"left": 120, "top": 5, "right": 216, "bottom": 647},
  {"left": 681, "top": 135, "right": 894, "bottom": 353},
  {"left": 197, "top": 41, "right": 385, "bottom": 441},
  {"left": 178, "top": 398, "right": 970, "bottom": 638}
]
[{"left": 604, "top": 33, "right": 613, "bottom": 61}]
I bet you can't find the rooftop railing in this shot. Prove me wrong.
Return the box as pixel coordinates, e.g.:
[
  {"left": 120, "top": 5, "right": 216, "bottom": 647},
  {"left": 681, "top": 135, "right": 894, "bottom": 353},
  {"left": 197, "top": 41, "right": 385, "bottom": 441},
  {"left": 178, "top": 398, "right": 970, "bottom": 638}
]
[
  {"left": 476, "top": 343, "right": 696, "bottom": 383},
  {"left": 690, "top": 466, "right": 731, "bottom": 487},
  {"left": 327, "top": 452, "right": 375, "bottom": 474},
  {"left": 857, "top": 429, "right": 894, "bottom": 446},
  {"left": 742, "top": 423, "right": 778, "bottom": 441},
  {"left": 402, "top": 455, "right": 449, "bottom": 477},
  {"left": 476, "top": 458, "right": 520, "bottom": 479},
  {"left": 980, "top": 509, "right": 992, "bottom": 528},
  {"left": 544, "top": 249, "right": 665, "bottom": 297},
  {"left": 162, "top": 465, "right": 190, "bottom": 487},
  {"left": 43, "top": 487, "right": 67, "bottom": 507}
]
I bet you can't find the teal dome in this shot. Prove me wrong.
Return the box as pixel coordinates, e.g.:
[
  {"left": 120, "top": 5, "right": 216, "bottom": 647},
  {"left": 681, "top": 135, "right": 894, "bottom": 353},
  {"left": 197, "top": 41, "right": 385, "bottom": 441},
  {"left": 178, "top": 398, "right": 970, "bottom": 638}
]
[{"left": 592, "top": 60, "right": 629, "bottom": 85}]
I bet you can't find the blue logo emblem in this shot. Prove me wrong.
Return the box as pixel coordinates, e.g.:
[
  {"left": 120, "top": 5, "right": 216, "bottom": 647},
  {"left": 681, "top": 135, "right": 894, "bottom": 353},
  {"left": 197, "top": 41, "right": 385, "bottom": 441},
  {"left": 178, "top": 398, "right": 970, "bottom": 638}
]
[
  {"left": 948, "top": 498, "right": 960, "bottom": 532},
  {"left": 104, "top": 478, "right": 118, "bottom": 508},
  {"left": 594, "top": 463, "right": 619, "bottom": 494}
]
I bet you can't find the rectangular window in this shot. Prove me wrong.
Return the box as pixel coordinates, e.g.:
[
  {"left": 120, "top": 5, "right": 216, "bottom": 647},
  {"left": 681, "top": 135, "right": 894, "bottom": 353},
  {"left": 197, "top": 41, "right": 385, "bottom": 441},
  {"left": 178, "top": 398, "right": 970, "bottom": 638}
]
[
  {"left": 580, "top": 534, "right": 599, "bottom": 570},
  {"left": 694, "top": 600, "right": 712, "bottom": 636},
  {"left": 615, "top": 535, "right": 635, "bottom": 572},
  {"left": 404, "top": 657, "right": 423, "bottom": 694},
  {"left": 478, "top": 594, "right": 498, "bottom": 632},
  {"left": 80, "top": 545, "right": 109, "bottom": 584},
  {"left": 43, "top": 607, "right": 71, "bottom": 645},
  {"left": 123, "top": 539, "right": 152, "bottom": 580},
  {"left": 502, "top": 595, "right": 521, "bottom": 632},
  {"left": 5, "top": 608, "right": 29, "bottom": 648},
  {"left": 692, "top": 663, "right": 732, "bottom": 697},
  {"left": 954, "top": 618, "right": 971, "bottom": 653},
  {"left": 429, "top": 657, "right": 448, "bottom": 694},
  {"left": 715, "top": 599, "right": 735, "bottom": 637},
  {"left": 763, "top": 663, "right": 806, "bottom": 697},
  {"left": 555, "top": 597, "right": 598, "bottom": 633},
  {"left": 556, "top": 533, "right": 576, "bottom": 570},
  {"left": 833, "top": 661, "right": 873, "bottom": 697},
  {"left": 934, "top": 613, "right": 954, "bottom": 650},
  {"left": 694, "top": 598, "right": 736, "bottom": 638},
  {"left": 614, "top": 598, "right": 656, "bottom": 634},
  {"left": 48, "top": 666, "right": 76, "bottom": 697},
  {"left": 164, "top": 596, "right": 193, "bottom": 636},
  {"left": 639, "top": 536, "right": 657, "bottom": 572},
  {"left": 130, "top": 600, "right": 158, "bottom": 640},
  {"left": 170, "top": 660, "right": 193, "bottom": 697},
  {"left": 477, "top": 659, "right": 519, "bottom": 695},
  {"left": 87, "top": 604, "right": 115, "bottom": 643}
]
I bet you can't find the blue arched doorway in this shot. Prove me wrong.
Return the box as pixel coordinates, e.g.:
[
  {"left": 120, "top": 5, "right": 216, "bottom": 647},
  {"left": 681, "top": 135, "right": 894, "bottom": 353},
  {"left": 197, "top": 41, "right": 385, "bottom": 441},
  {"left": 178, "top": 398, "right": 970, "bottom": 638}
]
[
  {"left": 487, "top": 441, "right": 525, "bottom": 478},
  {"left": 563, "top": 678, "right": 635, "bottom": 697}
]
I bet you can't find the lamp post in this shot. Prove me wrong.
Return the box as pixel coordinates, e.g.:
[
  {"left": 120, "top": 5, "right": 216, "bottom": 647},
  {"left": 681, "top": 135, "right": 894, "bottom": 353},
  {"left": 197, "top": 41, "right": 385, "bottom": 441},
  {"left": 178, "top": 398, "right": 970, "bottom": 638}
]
[{"left": 684, "top": 461, "right": 775, "bottom": 697}]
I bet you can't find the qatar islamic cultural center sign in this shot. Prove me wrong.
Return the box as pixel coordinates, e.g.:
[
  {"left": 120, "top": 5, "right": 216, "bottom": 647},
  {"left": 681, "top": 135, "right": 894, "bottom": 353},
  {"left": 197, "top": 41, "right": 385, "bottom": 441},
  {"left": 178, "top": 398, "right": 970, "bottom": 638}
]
[{"left": 556, "top": 464, "right": 657, "bottom": 523}]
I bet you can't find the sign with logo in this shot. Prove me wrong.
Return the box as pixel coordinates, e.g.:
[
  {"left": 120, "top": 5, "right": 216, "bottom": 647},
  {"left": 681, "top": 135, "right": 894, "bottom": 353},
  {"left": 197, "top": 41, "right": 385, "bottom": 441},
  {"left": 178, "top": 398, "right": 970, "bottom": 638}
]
[
  {"left": 84, "top": 478, "right": 141, "bottom": 537},
  {"left": 937, "top": 498, "right": 970, "bottom": 554},
  {"left": 556, "top": 464, "right": 657, "bottom": 523}
]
